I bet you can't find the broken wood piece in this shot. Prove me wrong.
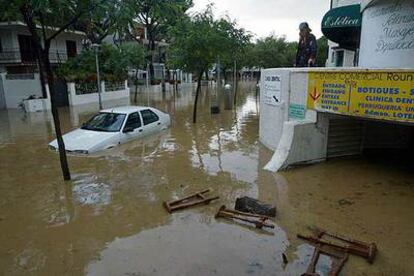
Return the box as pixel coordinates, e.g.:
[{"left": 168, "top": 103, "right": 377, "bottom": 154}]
[
  {"left": 164, "top": 188, "right": 219, "bottom": 213},
  {"left": 301, "top": 245, "right": 348, "bottom": 276},
  {"left": 297, "top": 227, "right": 377, "bottom": 263},
  {"left": 215, "top": 205, "right": 275, "bottom": 229},
  {"left": 235, "top": 196, "right": 276, "bottom": 217}
]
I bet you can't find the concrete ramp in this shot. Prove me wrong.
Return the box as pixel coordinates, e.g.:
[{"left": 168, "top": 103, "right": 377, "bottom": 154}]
[{"left": 264, "top": 119, "right": 328, "bottom": 172}]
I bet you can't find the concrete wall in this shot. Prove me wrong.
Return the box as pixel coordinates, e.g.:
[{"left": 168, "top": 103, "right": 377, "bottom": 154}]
[
  {"left": 0, "top": 73, "right": 42, "bottom": 108},
  {"left": 260, "top": 68, "right": 330, "bottom": 171},
  {"left": 68, "top": 80, "right": 130, "bottom": 106},
  {"left": 259, "top": 69, "right": 291, "bottom": 150},
  {"left": 359, "top": 0, "right": 414, "bottom": 68}
]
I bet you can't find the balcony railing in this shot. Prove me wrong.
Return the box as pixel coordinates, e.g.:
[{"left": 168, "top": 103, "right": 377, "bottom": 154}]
[{"left": 0, "top": 48, "right": 70, "bottom": 64}]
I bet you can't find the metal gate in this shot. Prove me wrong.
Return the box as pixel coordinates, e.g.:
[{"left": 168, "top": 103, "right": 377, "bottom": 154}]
[
  {"left": 327, "top": 116, "right": 365, "bottom": 158},
  {"left": 53, "top": 78, "right": 68, "bottom": 107}
]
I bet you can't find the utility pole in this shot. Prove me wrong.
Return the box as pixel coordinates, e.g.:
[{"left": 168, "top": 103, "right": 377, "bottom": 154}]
[{"left": 92, "top": 44, "right": 102, "bottom": 110}]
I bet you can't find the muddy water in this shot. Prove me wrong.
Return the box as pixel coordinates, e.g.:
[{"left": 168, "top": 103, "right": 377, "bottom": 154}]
[{"left": 0, "top": 82, "right": 413, "bottom": 275}]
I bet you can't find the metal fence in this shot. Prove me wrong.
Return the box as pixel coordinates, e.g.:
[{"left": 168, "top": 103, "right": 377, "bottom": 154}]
[
  {"left": 105, "top": 81, "right": 125, "bottom": 92},
  {"left": 75, "top": 82, "right": 98, "bottom": 95}
]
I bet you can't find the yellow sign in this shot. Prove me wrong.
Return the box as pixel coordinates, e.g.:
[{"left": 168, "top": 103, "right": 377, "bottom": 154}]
[{"left": 307, "top": 71, "right": 414, "bottom": 123}]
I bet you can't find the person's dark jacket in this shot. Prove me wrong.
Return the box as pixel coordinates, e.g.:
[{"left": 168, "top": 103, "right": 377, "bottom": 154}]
[{"left": 295, "top": 34, "right": 317, "bottom": 67}]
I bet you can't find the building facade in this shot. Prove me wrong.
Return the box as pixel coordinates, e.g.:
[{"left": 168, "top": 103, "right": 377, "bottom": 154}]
[
  {"left": 0, "top": 22, "right": 84, "bottom": 109},
  {"left": 260, "top": 0, "right": 414, "bottom": 171},
  {"left": 325, "top": 0, "right": 362, "bottom": 67}
]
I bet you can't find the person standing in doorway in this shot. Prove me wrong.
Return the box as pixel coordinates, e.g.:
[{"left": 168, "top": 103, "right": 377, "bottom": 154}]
[{"left": 295, "top": 22, "right": 317, "bottom": 67}]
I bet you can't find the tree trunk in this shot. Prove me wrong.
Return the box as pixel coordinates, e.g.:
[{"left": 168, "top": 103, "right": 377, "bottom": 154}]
[
  {"left": 233, "top": 63, "right": 238, "bottom": 106},
  {"left": 193, "top": 71, "right": 203, "bottom": 124},
  {"left": 42, "top": 49, "right": 71, "bottom": 181},
  {"left": 35, "top": 49, "right": 48, "bottom": 98}
]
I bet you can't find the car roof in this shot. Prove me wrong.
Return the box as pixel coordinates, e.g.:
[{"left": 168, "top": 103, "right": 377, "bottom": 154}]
[{"left": 100, "top": 106, "right": 151, "bottom": 114}]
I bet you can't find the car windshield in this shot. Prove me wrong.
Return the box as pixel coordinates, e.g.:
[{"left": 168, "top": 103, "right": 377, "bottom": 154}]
[{"left": 81, "top": 112, "right": 126, "bottom": 132}]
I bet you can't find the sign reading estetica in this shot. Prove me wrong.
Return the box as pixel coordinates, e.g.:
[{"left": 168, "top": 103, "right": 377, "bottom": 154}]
[{"left": 307, "top": 71, "right": 414, "bottom": 123}]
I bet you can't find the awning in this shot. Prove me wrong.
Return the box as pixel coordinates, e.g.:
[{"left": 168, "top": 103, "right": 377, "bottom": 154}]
[
  {"left": 321, "top": 4, "right": 362, "bottom": 50},
  {"left": 361, "top": 0, "right": 380, "bottom": 11}
]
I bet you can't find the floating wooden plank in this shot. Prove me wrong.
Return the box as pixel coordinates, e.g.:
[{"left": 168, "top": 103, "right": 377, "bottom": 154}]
[
  {"left": 215, "top": 205, "right": 275, "bottom": 229},
  {"left": 164, "top": 188, "right": 219, "bottom": 213}
]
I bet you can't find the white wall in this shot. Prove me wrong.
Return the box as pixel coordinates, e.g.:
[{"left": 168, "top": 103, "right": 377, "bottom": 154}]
[
  {"left": 359, "top": 0, "right": 414, "bottom": 68},
  {"left": 259, "top": 69, "right": 291, "bottom": 150},
  {"left": 68, "top": 81, "right": 130, "bottom": 106},
  {"left": 1, "top": 73, "right": 42, "bottom": 108}
]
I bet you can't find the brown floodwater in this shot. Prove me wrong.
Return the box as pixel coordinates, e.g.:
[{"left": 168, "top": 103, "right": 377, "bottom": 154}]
[{"left": 0, "top": 82, "right": 413, "bottom": 275}]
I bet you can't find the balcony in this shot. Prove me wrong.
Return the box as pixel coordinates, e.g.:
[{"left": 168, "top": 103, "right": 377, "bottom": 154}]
[{"left": 0, "top": 48, "right": 70, "bottom": 64}]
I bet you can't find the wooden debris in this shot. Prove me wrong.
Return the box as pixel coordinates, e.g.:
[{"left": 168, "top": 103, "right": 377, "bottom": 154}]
[
  {"left": 298, "top": 226, "right": 377, "bottom": 263},
  {"left": 164, "top": 188, "right": 219, "bottom": 213},
  {"left": 301, "top": 245, "right": 348, "bottom": 276},
  {"left": 215, "top": 205, "right": 275, "bottom": 229}
]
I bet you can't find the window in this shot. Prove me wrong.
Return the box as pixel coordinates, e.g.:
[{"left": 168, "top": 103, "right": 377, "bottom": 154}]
[
  {"left": 81, "top": 112, "right": 126, "bottom": 132},
  {"left": 124, "top": 112, "right": 142, "bottom": 129},
  {"left": 140, "top": 109, "right": 159, "bottom": 125},
  {"left": 335, "top": 50, "right": 344, "bottom": 67},
  {"left": 66, "top": 40, "right": 77, "bottom": 58},
  {"left": 18, "top": 35, "right": 36, "bottom": 62}
]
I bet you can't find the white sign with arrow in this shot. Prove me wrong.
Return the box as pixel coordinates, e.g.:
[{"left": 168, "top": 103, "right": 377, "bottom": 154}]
[{"left": 263, "top": 74, "right": 282, "bottom": 106}]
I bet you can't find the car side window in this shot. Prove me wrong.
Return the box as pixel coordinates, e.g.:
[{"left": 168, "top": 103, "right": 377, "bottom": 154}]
[
  {"left": 124, "top": 112, "right": 141, "bottom": 129},
  {"left": 140, "top": 109, "right": 159, "bottom": 125}
]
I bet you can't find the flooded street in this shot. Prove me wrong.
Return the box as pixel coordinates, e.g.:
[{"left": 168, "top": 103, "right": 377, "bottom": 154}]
[{"left": 0, "top": 82, "right": 413, "bottom": 275}]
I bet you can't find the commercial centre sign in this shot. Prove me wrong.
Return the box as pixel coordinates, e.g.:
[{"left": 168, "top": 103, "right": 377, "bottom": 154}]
[{"left": 307, "top": 71, "right": 414, "bottom": 123}]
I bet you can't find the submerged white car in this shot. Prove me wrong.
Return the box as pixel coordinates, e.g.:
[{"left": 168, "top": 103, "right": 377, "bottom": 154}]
[{"left": 49, "top": 106, "right": 171, "bottom": 154}]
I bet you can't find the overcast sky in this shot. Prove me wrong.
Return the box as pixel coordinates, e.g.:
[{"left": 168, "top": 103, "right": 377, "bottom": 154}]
[{"left": 189, "top": 0, "right": 330, "bottom": 42}]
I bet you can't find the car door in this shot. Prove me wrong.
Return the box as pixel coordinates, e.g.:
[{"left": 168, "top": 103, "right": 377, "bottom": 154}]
[
  {"left": 120, "top": 112, "right": 144, "bottom": 143},
  {"left": 140, "top": 109, "right": 161, "bottom": 135}
]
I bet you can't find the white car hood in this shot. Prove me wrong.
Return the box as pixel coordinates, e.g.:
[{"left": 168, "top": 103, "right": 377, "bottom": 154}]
[{"left": 49, "top": 128, "right": 118, "bottom": 152}]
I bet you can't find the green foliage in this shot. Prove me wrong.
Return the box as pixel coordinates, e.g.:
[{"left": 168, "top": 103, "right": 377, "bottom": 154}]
[
  {"left": 316, "top": 36, "right": 328, "bottom": 67},
  {"left": 214, "top": 17, "right": 251, "bottom": 69},
  {"left": 168, "top": 6, "right": 250, "bottom": 75},
  {"left": 125, "top": 0, "right": 193, "bottom": 46},
  {"left": 58, "top": 43, "right": 146, "bottom": 82},
  {"left": 167, "top": 7, "right": 218, "bottom": 74},
  {"left": 75, "top": 0, "right": 130, "bottom": 45},
  {"left": 242, "top": 36, "right": 298, "bottom": 69}
]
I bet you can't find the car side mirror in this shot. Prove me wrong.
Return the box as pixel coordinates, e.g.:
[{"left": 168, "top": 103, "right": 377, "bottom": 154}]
[{"left": 123, "top": 126, "right": 134, "bottom": 133}]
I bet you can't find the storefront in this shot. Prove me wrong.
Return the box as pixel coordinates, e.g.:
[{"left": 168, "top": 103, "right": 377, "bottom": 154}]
[
  {"left": 359, "top": 0, "right": 414, "bottom": 68},
  {"left": 324, "top": 0, "right": 414, "bottom": 68}
]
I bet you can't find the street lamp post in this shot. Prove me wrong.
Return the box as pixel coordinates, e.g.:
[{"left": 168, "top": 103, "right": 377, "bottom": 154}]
[{"left": 92, "top": 44, "right": 102, "bottom": 110}]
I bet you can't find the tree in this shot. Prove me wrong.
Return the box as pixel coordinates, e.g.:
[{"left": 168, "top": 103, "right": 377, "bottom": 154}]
[
  {"left": 244, "top": 36, "right": 297, "bottom": 69},
  {"left": 168, "top": 7, "right": 220, "bottom": 123},
  {"left": 0, "top": 0, "right": 99, "bottom": 181},
  {"left": 316, "top": 36, "right": 328, "bottom": 67},
  {"left": 213, "top": 17, "right": 251, "bottom": 106},
  {"left": 125, "top": 0, "right": 193, "bottom": 80},
  {"left": 120, "top": 43, "right": 146, "bottom": 102},
  {"left": 74, "top": 0, "right": 126, "bottom": 46}
]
